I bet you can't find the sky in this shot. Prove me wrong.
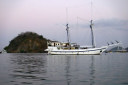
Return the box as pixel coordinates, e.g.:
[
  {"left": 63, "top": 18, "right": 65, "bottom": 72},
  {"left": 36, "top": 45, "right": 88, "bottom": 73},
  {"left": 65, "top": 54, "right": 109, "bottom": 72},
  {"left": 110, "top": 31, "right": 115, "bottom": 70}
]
[{"left": 0, "top": 0, "right": 128, "bottom": 50}]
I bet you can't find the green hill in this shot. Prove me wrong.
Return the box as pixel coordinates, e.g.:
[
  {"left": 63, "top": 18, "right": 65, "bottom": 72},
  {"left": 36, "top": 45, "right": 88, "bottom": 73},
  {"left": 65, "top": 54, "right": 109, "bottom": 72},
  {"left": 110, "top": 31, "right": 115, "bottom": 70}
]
[{"left": 4, "top": 32, "right": 48, "bottom": 53}]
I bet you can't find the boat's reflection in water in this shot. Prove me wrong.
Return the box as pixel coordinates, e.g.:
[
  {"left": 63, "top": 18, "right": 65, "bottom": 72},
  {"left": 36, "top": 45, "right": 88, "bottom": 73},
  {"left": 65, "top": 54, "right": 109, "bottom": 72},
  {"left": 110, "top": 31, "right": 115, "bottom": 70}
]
[
  {"left": 10, "top": 53, "right": 96, "bottom": 85},
  {"left": 89, "top": 56, "right": 95, "bottom": 85}
]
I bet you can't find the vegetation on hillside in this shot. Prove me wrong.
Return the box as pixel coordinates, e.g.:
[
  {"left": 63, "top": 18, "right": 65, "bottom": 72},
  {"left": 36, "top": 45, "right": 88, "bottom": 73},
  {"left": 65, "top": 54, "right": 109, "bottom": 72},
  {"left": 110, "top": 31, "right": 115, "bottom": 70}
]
[{"left": 4, "top": 32, "right": 48, "bottom": 53}]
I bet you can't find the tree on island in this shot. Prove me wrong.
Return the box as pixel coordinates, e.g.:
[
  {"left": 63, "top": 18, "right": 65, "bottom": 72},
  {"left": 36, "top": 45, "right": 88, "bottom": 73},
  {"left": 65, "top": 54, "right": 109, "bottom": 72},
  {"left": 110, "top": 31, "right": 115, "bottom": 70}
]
[{"left": 4, "top": 32, "right": 48, "bottom": 53}]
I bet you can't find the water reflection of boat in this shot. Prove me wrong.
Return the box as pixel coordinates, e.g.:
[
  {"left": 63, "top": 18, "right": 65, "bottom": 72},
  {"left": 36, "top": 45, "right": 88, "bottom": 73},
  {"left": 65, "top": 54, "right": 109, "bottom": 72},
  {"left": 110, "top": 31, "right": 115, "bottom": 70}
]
[{"left": 90, "top": 56, "right": 95, "bottom": 85}]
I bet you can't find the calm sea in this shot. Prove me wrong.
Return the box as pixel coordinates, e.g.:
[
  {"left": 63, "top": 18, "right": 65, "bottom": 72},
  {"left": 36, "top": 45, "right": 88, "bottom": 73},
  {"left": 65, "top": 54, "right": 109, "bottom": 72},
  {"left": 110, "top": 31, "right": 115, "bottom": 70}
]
[{"left": 0, "top": 53, "right": 128, "bottom": 85}]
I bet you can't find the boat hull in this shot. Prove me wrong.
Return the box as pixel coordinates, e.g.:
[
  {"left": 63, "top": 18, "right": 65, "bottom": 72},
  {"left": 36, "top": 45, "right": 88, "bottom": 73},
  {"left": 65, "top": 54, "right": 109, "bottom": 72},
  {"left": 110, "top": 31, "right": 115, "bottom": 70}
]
[
  {"left": 47, "top": 47, "right": 107, "bottom": 55},
  {"left": 49, "top": 50, "right": 101, "bottom": 55}
]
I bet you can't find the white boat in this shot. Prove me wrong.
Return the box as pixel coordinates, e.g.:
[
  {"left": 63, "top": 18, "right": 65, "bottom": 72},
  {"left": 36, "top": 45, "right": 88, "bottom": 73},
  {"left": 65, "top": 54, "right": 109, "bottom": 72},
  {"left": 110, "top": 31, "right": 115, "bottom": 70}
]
[
  {"left": 46, "top": 46, "right": 108, "bottom": 55},
  {"left": 45, "top": 2, "right": 120, "bottom": 55},
  {"left": 45, "top": 20, "right": 111, "bottom": 55}
]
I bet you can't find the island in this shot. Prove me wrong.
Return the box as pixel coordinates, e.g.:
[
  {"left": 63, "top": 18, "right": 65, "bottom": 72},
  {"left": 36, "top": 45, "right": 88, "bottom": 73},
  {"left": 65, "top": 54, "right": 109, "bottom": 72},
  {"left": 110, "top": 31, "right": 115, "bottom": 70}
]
[{"left": 4, "top": 32, "right": 48, "bottom": 53}]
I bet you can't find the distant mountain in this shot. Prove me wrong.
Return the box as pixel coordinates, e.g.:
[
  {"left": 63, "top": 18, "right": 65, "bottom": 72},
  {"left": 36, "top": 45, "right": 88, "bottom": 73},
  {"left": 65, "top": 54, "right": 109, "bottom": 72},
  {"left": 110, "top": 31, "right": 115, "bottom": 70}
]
[{"left": 4, "top": 32, "right": 48, "bottom": 53}]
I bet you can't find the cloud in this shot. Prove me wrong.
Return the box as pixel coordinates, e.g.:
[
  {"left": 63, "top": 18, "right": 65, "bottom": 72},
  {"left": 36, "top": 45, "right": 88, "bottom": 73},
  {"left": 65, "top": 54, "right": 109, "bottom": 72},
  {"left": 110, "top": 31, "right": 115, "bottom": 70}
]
[
  {"left": 73, "top": 19, "right": 128, "bottom": 31},
  {"left": 94, "top": 19, "right": 128, "bottom": 31}
]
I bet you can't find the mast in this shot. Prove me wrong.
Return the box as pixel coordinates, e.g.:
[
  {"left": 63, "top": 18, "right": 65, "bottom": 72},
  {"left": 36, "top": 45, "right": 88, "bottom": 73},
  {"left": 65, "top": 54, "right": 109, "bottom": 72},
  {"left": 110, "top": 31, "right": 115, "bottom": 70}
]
[
  {"left": 66, "top": 8, "right": 70, "bottom": 44},
  {"left": 66, "top": 24, "right": 70, "bottom": 44},
  {"left": 90, "top": 0, "right": 95, "bottom": 48},
  {"left": 90, "top": 20, "right": 95, "bottom": 48}
]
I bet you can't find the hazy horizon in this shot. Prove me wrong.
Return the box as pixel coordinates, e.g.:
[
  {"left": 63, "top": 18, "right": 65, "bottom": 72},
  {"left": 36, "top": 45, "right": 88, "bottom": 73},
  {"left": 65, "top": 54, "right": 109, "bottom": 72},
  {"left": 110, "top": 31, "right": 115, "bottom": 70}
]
[{"left": 0, "top": 0, "right": 128, "bottom": 50}]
